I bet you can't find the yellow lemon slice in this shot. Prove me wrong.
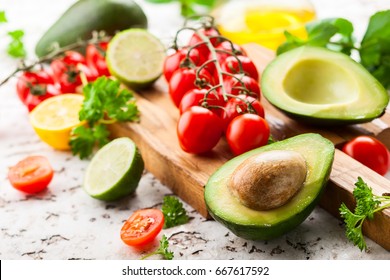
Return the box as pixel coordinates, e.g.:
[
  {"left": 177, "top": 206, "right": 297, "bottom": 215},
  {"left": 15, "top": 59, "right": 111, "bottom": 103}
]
[{"left": 29, "top": 94, "right": 84, "bottom": 150}]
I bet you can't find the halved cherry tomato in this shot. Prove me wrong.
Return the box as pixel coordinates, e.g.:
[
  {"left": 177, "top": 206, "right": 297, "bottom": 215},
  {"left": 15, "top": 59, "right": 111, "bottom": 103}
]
[
  {"left": 169, "top": 67, "right": 213, "bottom": 107},
  {"left": 163, "top": 48, "right": 205, "bottom": 82},
  {"left": 222, "top": 74, "right": 261, "bottom": 99},
  {"left": 86, "top": 43, "right": 110, "bottom": 77},
  {"left": 221, "top": 95, "right": 265, "bottom": 132},
  {"left": 177, "top": 106, "right": 223, "bottom": 154},
  {"left": 120, "top": 209, "right": 164, "bottom": 246},
  {"left": 16, "top": 70, "right": 61, "bottom": 111},
  {"left": 226, "top": 114, "right": 270, "bottom": 155},
  {"left": 221, "top": 55, "right": 259, "bottom": 81},
  {"left": 179, "top": 88, "right": 225, "bottom": 115},
  {"left": 8, "top": 156, "right": 54, "bottom": 194},
  {"left": 342, "top": 136, "right": 390, "bottom": 176}
]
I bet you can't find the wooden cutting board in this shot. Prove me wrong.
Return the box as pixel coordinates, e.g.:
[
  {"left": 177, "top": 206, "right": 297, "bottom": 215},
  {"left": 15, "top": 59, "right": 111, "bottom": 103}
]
[{"left": 109, "top": 44, "right": 390, "bottom": 250}]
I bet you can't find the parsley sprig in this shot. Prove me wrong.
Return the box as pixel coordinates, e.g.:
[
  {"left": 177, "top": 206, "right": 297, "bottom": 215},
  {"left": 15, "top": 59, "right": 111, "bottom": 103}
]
[
  {"left": 277, "top": 10, "right": 390, "bottom": 89},
  {"left": 339, "top": 177, "right": 390, "bottom": 251},
  {"left": 162, "top": 196, "right": 189, "bottom": 228},
  {"left": 141, "top": 235, "right": 174, "bottom": 260},
  {"left": 1, "top": 10, "right": 26, "bottom": 58},
  {"left": 70, "top": 77, "right": 139, "bottom": 159}
]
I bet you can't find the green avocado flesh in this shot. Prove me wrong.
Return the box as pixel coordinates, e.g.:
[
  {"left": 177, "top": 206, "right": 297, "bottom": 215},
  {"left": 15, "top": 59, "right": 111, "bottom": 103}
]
[
  {"left": 204, "top": 133, "right": 334, "bottom": 240},
  {"left": 261, "top": 47, "right": 389, "bottom": 125},
  {"left": 35, "top": 0, "right": 147, "bottom": 57}
]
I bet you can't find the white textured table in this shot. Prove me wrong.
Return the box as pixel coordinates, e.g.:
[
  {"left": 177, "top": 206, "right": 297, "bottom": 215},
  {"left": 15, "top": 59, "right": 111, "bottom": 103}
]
[{"left": 0, "top": 0, "right": 389, "bottom": 260}]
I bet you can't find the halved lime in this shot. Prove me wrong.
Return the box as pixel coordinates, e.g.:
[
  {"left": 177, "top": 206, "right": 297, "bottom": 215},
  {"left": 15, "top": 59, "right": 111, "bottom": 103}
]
[
  {"left": 83, "top": 137, "right": 144, "bottom": 201},
  {"left": 106, "top": 29, "right": 166, "bottom": 90}
]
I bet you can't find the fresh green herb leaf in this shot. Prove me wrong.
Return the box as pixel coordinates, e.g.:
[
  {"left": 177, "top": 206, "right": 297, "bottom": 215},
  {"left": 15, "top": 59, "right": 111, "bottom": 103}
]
[
  {"left": 7, "top": 30, "right": 26, "bottom": 58},
  {"left": 360, "top": 10, "right": 390, "bottom": 89},
  {"left": 0, "top": 10, "right": 7, "bottom": 23},
  {"left": 162, "top": 196, "right": 189, "bottom": 228},
  {"left": 141, "top": 235, "right": 174, "bottom": 260},
  {"left": 277, "top": 18, "right": 354, "bottom": 56},
  {"left": 70, "top": 77, "right": 139, "bottom": 158},
  {"left": 144, "top": 0, "right": 216, "bottom": 17},
  {"left": 339, "top": 177, "right": 390, "bottom": 251}
]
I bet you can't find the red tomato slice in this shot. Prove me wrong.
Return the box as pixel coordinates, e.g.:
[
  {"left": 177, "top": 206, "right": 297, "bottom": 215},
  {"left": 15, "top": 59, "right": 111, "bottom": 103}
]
[
  {"left": 120, "top": 209, "right": 164, "bottom": 246},
  {"left": 8, "top": 156, "right": 54, "bottom": 194}
]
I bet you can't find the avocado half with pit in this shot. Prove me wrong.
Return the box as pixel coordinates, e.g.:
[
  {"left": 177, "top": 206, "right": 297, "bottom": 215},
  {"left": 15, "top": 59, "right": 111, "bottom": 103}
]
[
  {"left": 261, "top": 47, "right": 389, "bottom": 125},
  {"left": 204, "top": 133, "right": 334, "bottom": 240}
]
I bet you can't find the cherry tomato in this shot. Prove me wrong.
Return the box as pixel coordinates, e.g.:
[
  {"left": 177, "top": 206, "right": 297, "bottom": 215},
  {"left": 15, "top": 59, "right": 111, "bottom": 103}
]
[
  {"left": 62, "top": 50, "right": 86, "bottom": 66},
  {"left": 177, "top": 106, "right": 223, "bottom": 154},
  {"left": 226, "top": 114, "right": 270, "bottom": 155},
  {"left": 179, "top": 88, "right": 225, "bottom": 115},
  {"left": 189, "top": 27, "right": 220, "bottom": 58},
  {"left": 215, "top": 41, "right": 246, "bottom": 57},
  {"left": 163, "top": 48, "right": 205, "bottom": 82},
  {"left": 221, "top": 95, "right": 265, "bottom": 131},
  {"left": 8, "top": 156, "right": 54, "bottom": 194},
  {"left": 206, "top": 43, "right": 247, "bottom": 77},
  {"left": 16, "top": 70, "right": 61, "bottom": 111},
  {"left": 221, "top": 55, "right": 259, "bottom": 81},
  {"left": 86, "top": 43, "right": 110, "bottom": 77},
  {"left": 222, "top": 74, "right": 261, "bottom": 99},
  {"left": 342, "top": 136, "right": 390, "bottom": 176},
  {"left": 120, "top": 209, "right": 164, "bottom": 246},
  {"left": 168, "top": 67, "right": 213, "bottom": 107}
]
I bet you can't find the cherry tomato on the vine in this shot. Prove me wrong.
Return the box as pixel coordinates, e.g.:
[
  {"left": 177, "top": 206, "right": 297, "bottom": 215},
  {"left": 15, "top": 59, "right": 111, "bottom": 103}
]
[
  {"left": 226, "top": 114, "right": 270, "bottom": 156},
  {"left": 177, "top": 106, "right": 223, "bottom": 154},
  {"left": 86, "top": 43, "right": 110, "bottom": 77},
  {"left": 62, "top": 50, "right": 86, "bottom": 66},
  {"left": 189, "top": 27, "right": 220, "bottom": 58},
  {"left": 120, "top": 209, "right": 164, "bottom": 246},
  {"left": 221, "top": 95, "right": 265, "bottom": 132},
  {"left": 8, "top": 156, "right": 54, "bottom": 194},
  {"left": 163, "top": 48, "right": 205, "bottom": 82},
  {"left": 221, "top": 55, "right": 259, "bottom": 81},
  {"left": 169, "top": 67, "right": 213, "bottom": 107},
  {"left": 222, "top": 74, "right": 261, "bottom": 99},
  {"left": 16, "top": 70, "right": 61, "bottom": 111},
  {"left": 342, "top": 136, "right": 390, "bottom": 176},
  {"left": 179, "top": 88, "right": 225, "bottom": 115}
]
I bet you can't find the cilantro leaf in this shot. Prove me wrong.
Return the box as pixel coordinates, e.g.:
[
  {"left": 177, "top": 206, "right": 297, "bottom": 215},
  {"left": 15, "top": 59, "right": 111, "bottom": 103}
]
[
  {"left": 360, "top": 10, "right": 390, "bottom": 89},
  {"left": 141, "top": 235, "right": 174, "bottom": 260},
  {"left": 70, "top": 124, "right": 110, "bottom": 159},
  {"left": 0, "top": 10, "right": 7, "bottom": 23},
  {"left": 162, "top": 196, "right": 189, "bottom": 228},
  {"left": 7, "top": 30, "right": 26, "bottom": 58}
]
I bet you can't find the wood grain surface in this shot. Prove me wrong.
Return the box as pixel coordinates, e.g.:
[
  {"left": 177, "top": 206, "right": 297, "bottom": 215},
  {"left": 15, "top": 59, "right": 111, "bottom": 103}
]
[{"left": 109, "top": 44, "right": 390, "bottom": 250}]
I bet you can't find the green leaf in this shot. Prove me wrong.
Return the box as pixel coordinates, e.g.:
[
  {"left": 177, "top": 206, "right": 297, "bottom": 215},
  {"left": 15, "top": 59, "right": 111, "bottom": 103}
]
[
  {"left": 144, "top": 0, "right": 173, "bottom": 3},
  {"left": 162, "top": 196, "right": 189, "bottom": 228},
  {"left": 0, "top": 10, "right": 7, "bottom": 23},
  {"left": 276, "top": 31, "right": 305, "bottom": 55},
  {"left": 141, "top": 235, "right": 174, "bottom": 260},
  {"left": 360, "top": 10, "right": 390, "bottom": 89},
  {"left": 192, "top": 0, "right": 216, "bottom": 7},
  {"left": 7, "top": 30, "right": 26, "bottom": 58}
]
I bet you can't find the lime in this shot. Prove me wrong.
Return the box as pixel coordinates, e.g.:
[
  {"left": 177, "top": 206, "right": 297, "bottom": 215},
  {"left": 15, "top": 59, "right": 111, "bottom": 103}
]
[
  {"left": 83, "top": 137, "right": 144, "bottom": 201},
  {"left": 29, "top": 94, "right": 84, "bottom": 150},
  {"left": 106, "top": 29, "right": 165, "bottom": 90}
]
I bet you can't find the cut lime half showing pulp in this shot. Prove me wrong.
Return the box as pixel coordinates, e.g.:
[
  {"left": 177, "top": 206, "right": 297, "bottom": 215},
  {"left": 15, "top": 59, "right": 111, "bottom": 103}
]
[
  {"left": 106, "top": 29, "right": 166, "bottom": 90},
  {"left": 83, "top": 137, "right": 144, "bottom": 201}
]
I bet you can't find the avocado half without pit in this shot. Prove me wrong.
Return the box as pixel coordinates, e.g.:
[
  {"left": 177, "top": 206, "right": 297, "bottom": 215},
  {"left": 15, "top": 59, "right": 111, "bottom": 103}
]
[
  {"left": 204, "top": 133, "right": 334, "bottom": 240},
  {"left": 261, "top": 46, "right": 389, "bottom": 125}
]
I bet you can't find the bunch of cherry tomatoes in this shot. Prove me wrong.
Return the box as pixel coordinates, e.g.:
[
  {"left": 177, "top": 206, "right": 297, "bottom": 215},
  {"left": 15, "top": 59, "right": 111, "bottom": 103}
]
[
  {"left": 16, "top": 42, "right": 109, "bottom": 111},
  {"left": 164, "top": 25, "right": 270, "bottom": 156}
]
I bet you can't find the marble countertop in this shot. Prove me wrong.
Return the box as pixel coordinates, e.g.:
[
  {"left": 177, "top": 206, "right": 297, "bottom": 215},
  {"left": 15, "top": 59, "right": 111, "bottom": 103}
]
[{"left": 1, "top": 0, "right": 389, "bottom": 260}]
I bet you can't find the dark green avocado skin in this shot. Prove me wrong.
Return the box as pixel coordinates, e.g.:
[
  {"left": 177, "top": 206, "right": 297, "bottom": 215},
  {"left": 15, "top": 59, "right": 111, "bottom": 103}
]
[{"left": 35, "top": 0, "right": 147, "bottom": 57}]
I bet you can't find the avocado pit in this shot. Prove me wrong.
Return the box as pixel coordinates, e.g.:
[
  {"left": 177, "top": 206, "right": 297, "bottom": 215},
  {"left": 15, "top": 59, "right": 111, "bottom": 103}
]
[{"left": 228, "top": 150, "right": 307, "bottom": 211}]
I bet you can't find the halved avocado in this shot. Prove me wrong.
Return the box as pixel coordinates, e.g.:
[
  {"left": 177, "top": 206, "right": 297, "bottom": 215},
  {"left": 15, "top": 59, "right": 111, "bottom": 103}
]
[
  {"left": 261, "top": 47, "right": 389, "bottom": 125},
  {"left": 204, "top": 133, "right": 334, "bottom": 240}
]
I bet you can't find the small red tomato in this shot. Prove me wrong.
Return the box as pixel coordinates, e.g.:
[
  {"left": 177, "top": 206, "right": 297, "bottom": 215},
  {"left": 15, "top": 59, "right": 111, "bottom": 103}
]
[
  {"left": 226, "top": 114, "right": 270, "bottom": 155},
  {"left": 120, "top": 209, "right": 164, "bottom": 246},
  {"left": 177, "top": 106, "right": 223, "bottom": 154},
  {"left": 163, "top": 48, "right": 205, "bottom": 82},
  {"left": 221, "top": 55, "right": 259, "bottom": 81},
  {"left": 169, "top": 68, "right": 213, "bottom": 107},
  {"left": 62, "top": 50, "right": 86, "bottom": 66},
  {"left": 342, "top": 136, "right": 390, "bottom": 176},
  {"left": 179, "top": 88, "right": 225, "bottom": 115},
  {"left": 221, "top": 95, "right": 265, "bottom": 131},
  {"left": 222, "top": 74, "right": 261, "bottom": 99},
  {"left": 8, "top": 156, "right": 54, "bottom": 194},
  {"left": 189, "top": 27, "right": 220, "bottom": 58},
  {"left": 86, "top": 43, "right": 110, "bottom": 77}
]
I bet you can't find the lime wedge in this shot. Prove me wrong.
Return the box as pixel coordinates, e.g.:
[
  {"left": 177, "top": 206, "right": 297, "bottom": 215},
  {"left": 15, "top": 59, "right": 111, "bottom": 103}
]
[
  {"left": 106, "top": 29, "right": 165, "bottom": 90},
  {"left": 83, "top": 137, "right": 144, "bottom": 201}
]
